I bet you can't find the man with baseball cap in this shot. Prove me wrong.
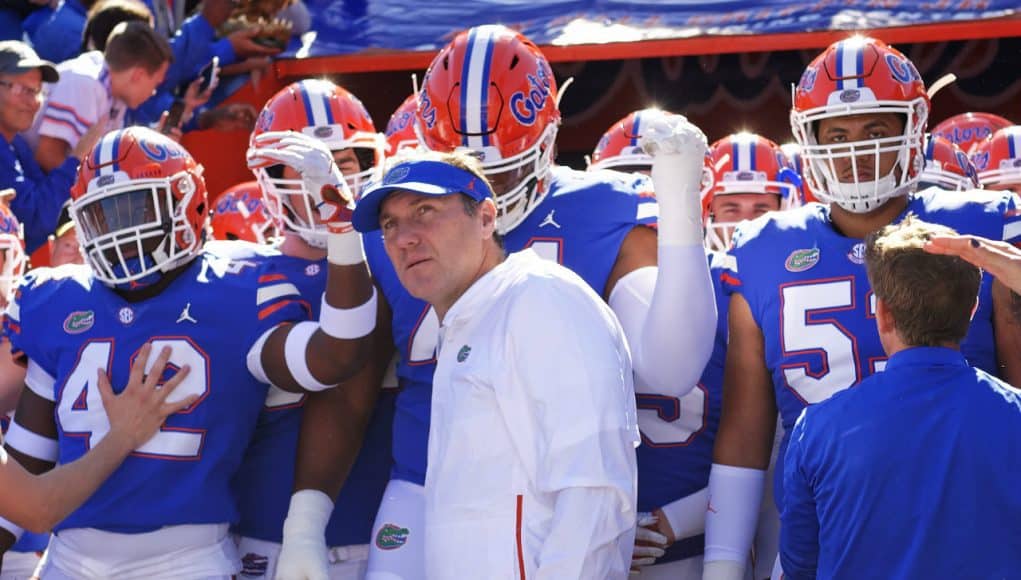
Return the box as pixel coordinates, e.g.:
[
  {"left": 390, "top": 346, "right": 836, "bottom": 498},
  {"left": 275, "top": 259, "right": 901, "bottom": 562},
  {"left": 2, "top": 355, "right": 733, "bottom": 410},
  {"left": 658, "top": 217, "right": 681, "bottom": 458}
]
[
  {"left": 352, "top": 151, "right": 640, "bottom": 579},
  {"left": 0, "top": 40, "right": 104, "bottom": 254}
]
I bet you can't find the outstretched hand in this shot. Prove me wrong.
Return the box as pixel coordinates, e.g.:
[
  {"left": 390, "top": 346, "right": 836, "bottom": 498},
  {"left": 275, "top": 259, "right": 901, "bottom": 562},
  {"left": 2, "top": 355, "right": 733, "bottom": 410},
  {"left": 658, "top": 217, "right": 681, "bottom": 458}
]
[
  {"left": 924, "top": 234, "right": 1021, "bottom": 294},
  {"left": 99, "top": 343, "right": 197, "bottom": 450}
]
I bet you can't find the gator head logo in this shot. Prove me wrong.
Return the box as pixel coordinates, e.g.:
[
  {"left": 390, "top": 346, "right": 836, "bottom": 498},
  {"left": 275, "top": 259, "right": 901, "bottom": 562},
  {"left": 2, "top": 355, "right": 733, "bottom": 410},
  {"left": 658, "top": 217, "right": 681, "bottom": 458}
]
[
  {"left": 63, "top": 310, "right": 95, "bottom": 334},
  {"left": 785, "top": 248, "right": 820, "bottom": 272},
  {"left": 375, "top": 523, "right": 410, "bottom": 550},
  {"left": 457, "top": 345, "right": 471, "bottom": 363}
]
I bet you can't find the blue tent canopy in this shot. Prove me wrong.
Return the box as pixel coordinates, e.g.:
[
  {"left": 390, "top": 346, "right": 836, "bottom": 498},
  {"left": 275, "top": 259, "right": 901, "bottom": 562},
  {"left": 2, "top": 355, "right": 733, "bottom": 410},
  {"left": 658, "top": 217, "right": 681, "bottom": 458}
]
[{"left": 297, "top": 0, "right": 1018, "bottom": 57}]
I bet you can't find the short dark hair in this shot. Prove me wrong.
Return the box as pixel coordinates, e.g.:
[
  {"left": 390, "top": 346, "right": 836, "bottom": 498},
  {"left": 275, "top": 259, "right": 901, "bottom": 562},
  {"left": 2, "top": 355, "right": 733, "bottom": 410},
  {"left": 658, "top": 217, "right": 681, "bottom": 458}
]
[
  {"left": 104, "top": 21, "right": 172, "bottom": 74},
  {"left": 83, "top": 0, "right": 153, "bottom": 52},
  {"left": 864, "top": 215, "right": 981, "bottom": 347}
]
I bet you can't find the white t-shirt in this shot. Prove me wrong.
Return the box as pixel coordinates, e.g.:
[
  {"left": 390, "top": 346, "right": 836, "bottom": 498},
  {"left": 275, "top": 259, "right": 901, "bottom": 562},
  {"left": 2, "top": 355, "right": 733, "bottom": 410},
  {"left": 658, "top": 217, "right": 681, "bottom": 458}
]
[
  {"left": 26, "top": 51, "right": 127, "bottom": 151},
  {"left": 426, "top": 249, "right": 639, "bottom": 580}
]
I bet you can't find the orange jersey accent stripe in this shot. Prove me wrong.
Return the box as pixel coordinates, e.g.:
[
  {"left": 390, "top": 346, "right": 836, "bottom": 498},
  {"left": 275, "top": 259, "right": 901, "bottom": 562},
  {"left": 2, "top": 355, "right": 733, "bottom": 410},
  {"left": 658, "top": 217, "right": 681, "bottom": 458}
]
[
  {"left": 720, "top": 271, "right": 742, "bottom": 287},
  {"left": 258, "top": 299, "right": 313, "bottom": 321},
  {"left": 259, "top": 273, "right": 288, "bottom": 283}
]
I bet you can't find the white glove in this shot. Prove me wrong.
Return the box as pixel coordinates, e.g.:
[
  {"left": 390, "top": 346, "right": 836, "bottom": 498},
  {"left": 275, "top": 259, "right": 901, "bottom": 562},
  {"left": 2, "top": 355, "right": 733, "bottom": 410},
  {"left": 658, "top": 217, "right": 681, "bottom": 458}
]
[
  {"left": 639, "top": 112, "right": 708, "bottom": 246},
  {"left": 631, "top": 512, "right": 669, "bottom": 571},
  {"left": 248, "top": 131, "right": 363, "bottom": 265},
  {"left": 274, "top": 490, "right": 333, "bottom": 580},
  {"left": 247, "top": 131, "right": 355, "bottom": 223}
]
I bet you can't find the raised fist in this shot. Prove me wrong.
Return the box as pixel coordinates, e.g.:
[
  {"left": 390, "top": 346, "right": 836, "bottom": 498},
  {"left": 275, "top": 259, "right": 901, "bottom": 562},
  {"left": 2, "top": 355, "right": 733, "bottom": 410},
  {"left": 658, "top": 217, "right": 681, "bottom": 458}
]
[{"left": 638, "top": 112, "right": 708, "bottom": 158}]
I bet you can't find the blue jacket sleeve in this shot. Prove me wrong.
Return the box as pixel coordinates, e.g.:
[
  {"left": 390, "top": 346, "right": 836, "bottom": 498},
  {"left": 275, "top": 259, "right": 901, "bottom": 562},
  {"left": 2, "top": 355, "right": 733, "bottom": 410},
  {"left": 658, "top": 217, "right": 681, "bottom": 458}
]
[
  {"left": 162, "top": 14, "right": 237, "bottom": 93},
  {"left": 1, "top": 137, "right": 78, "bottom": 254},
  {"left": 779, "top": 410, "right": 821, "bottom": 580},
  {"left": 29, "top": 0, "right": 87, "bottom": 64},
  {"left": 130, "top": 89, "right": 176, "bottom": 127}
]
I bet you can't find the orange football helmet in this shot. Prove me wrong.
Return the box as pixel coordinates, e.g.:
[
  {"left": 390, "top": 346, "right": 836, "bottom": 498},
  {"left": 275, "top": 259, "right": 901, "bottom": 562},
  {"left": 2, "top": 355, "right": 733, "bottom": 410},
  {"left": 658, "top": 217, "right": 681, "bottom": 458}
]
[
  {"left": 251, "top": 79, "right": 384, "bottom": 247},
  {"left": 210, "top": 181, "right": 279, "bottom": 245},
  {"left": 416, "top": 24, "right": 560, "bottom": 233},
  {"left": 70, "top": 127, "right": 208, "bottom": 287},
  {"left": 702, "top": 133, "right": 802, "bottom": 251},
  {"left": 930, "top": 112, "right": 1012, "bottom": 158},
  {"left": 588, "top": 109, "right": 674, "bottom": 173},
  {"left": 385, "top": 93, "right": 420, "bottom": 157},
  {"left": 0, "top": 203, "right": 25, "bottom": 305},
  {"left": 791, "top": 36, "right": 929, "bottom": 213},
  {"left": 973, "top": 125, "right": 1021, "bottom": 192},
  {"left": 918, "top": 135, "right": 980, "bottom": 191}
]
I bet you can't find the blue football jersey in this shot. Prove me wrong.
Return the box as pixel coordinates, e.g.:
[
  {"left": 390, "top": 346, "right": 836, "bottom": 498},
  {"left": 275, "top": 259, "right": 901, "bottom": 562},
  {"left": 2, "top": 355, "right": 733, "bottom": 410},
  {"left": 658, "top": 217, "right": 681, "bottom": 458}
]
[
  {"left": 4, "top": 251, "right": 308, "bottom": 533},
  {"left": 636, "top": 251, "right": 727, "bottom": 563},
  {"left": 231, "top": 252, "right": 395, "bottom": 547},
  {"left": 367, "top": 166, "right": 658, "bottom": 485},
  {"left": 723, "top": 188, "right": 1017, "bottom": 507}
]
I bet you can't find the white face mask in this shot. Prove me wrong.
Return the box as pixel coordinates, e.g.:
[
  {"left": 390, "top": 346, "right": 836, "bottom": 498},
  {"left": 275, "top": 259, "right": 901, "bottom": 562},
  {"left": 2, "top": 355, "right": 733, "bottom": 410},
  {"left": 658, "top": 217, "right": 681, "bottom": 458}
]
[{"left": 826, "top": 171, "right": 900, "bottom": 213}]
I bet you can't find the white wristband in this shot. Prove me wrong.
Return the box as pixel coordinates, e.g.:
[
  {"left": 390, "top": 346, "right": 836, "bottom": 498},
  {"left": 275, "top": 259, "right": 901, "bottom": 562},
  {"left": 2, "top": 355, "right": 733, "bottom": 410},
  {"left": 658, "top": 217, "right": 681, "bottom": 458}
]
[
  {"left": 319, "top": 288, "right": 377, "bottom": 340},
  {"left": 0, "top": 515, "right": 24, "bottom": 541},
  {"left": 4, "top": 421, "right": 59, "bottom": 462},
  {"left": 327, "top": 230, "right": 365, "bottom": 266},
  {"left": 285, "top": 321, "right": 336, "bottom": 392},
  {"left": 283, "top": 489, "right": 334, "bottom": 539}
]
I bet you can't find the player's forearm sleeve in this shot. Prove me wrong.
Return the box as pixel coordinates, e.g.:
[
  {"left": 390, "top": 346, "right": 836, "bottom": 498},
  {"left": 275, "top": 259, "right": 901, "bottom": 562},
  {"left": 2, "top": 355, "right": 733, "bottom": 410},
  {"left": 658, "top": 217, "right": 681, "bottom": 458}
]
[
  {"left": 704, "top": 463, "right": 765, "bottom": 576},
  {"left": 609, "top": 244, "right": 716, "bottom": 396},
  {"left": 659, "top": 486, "right": 708, "bottom": 540},
  {"left": 535, "top": 486, "right": 634, "bottom": 580}
]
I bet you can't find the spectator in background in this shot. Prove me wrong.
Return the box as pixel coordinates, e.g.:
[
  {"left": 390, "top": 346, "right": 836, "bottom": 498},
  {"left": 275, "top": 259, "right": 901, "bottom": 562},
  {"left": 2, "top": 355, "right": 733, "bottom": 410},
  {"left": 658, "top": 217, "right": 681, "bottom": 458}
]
[
  {"left": 81, "top": 0, "right": 153, "bottom": 52},
  {"left": 131, "top": 0, "right": 279, "bottom": 129},
  {"left": 1, "top": 0, "right": 53, "bottom": 42},
  {"left": 28, "top": 21, "right": 171, "bottom": 172},
  {"left": 0, "top": 41, "right": 103, "bottom": 254},
  {"left": 28, "top": 0, "right": 98, "bottom": 64},
  {"left": 780, "top": 217, "right": 1021, "bottom": 579},
  {"left": 48, "top": 201, "right": 83, "bottom": 266}
]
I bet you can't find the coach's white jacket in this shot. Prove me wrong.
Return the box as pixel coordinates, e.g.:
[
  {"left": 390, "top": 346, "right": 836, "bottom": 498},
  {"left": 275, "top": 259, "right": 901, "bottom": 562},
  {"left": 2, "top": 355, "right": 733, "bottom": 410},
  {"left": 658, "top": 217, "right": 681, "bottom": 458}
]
[{"left": 425, "top": 249, "right": 639, "bottom": 580}]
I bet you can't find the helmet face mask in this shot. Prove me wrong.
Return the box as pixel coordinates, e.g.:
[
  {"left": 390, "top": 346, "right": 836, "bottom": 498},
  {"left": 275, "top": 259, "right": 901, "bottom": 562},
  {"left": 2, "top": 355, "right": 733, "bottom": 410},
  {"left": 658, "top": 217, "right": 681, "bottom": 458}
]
[
  {"left": 416, "top": 25, "right": 561, "bottom": 234},
  {"left": 70, "top": 128, "right": 208, "bottom": 288},
  {"left": 790, "top": 37, "right": 930, "bottom": 214}
]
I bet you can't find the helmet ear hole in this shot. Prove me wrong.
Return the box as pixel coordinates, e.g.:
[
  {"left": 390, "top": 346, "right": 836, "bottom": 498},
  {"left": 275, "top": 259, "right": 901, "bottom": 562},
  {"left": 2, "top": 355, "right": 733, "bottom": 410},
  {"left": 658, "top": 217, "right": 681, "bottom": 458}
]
[{"left": 510, "top": 54, "right": 519, "bottom": 69}]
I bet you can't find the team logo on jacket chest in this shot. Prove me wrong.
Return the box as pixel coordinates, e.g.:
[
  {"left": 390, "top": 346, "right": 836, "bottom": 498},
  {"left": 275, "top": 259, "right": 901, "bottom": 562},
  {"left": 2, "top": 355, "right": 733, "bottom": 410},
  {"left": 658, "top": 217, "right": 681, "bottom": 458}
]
[
  {"left": 63, "top": 310, "right": 95, "bottom": 334},
  {"left": 785, "top": 248, "right": 820, "bottom": 272},
  {"left": 457, "top": 345, "right": 472, "bottom": 363},
  {"left": 375, "top": 523, "right": 410, "bottom": 550}
]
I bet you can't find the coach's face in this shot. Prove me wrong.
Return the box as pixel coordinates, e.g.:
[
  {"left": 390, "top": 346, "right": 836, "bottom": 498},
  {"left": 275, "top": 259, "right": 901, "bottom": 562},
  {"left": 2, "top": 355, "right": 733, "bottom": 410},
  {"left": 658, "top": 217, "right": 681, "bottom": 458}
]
[
  {"left": 0, "top": 69, "right": 43, "bottom": 139},
  {"left": 380, "top": 190, "right": 496, "bottom": 319}
]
